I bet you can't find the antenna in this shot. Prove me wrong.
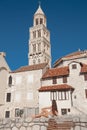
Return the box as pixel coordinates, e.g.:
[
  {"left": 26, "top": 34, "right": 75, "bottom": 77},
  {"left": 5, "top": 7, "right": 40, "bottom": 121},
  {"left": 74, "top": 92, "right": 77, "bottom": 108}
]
[{"left": 38, "top": 1, "right": 41, "bottom": 7}]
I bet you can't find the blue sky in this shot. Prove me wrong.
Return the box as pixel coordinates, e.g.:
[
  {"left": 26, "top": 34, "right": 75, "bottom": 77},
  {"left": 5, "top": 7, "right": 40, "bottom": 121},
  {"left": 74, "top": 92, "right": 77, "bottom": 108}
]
[{"left": 0, "top": 0, "right": 87, "bottom": 70}]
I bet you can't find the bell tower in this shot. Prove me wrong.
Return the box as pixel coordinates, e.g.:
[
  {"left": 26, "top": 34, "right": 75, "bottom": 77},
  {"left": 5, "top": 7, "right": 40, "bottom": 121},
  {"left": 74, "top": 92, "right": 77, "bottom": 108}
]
[{"left": 28, "top": 5, "right": 51, "bottom": 67}]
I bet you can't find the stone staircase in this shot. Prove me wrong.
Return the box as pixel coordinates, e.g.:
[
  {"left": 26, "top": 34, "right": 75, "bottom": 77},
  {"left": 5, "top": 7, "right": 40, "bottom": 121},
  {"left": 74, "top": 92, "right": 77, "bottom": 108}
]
[{"left": 47, "top": 118, "right": 74, "bottom": 130}]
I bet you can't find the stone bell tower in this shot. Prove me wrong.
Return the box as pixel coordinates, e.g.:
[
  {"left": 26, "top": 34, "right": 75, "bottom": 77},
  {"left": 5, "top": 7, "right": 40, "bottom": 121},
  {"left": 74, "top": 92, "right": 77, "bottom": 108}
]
[{"left": 28, "top": 5, "right": 51, "bottom": 67}]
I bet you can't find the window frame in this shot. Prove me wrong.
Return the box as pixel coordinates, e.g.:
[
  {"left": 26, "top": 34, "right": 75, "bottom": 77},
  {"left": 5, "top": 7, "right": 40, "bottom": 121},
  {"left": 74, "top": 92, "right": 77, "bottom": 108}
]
[
  {"left": 36, "top": 18, "right": 38, "bottom": 25},
  {"left": 33, "top": 44, "right": 36, "bottom": 53},
  {"left": 38, "top": 43, "right": 41, "bottom": 52},
  {"left": 63, "top": 76, "right": 67, "bottom": 83},
  {"left": 50, "top": 91, "right": 57, "bottom": 100},
  {"left": 72, "top": 64, "right": 77, "bottom": 69},
  {"left": 38, "top": 30, "right": 41, "bottom": 37},
  {"left": 33, "top": 31, "right": 36, "bottom": 39},
  {"left": 58, "top": 91, "right": 69, "bottom": 100},
  {"left": 61, "top": 109, "right": 67, "bottom": 115},
  {"left": 5, "top": 111, "right": 10, "bottom": 118},
  {"left": 52, "top": 77, "right": 57, "bottom": 84},
  {"left": 40, "top": 18, "right": 43, "bottom": 24},
  {"left": 8, "top": 75, "right": 12, "bottom": 86},
  {"left": 6, "top": 93, "right": 11, "bottom": 102}
]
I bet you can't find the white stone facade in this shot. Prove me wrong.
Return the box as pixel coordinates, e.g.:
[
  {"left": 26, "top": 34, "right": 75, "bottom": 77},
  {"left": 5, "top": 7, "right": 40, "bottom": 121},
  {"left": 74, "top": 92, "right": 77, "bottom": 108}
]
[
  {"left": 39, "top": 60, "right": 87, "bottom": 116},
  {"left": 0, "top": 5, "right": 87, "bottom": 119}
]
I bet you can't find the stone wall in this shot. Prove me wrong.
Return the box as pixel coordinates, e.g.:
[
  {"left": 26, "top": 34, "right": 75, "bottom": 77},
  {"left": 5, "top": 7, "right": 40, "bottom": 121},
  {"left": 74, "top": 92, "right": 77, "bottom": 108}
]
[{"left": 0, "top": 115, "right": 87, "bottom": 130}]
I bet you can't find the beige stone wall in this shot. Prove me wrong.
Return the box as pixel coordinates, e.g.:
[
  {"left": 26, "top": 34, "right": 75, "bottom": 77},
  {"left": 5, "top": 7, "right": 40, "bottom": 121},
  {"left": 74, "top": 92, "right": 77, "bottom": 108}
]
[
  {"left": 3, "top": 69, "right": 43, "bottom": 118},
  {"left": 0, "top": 115, "right": 87, "bottom": 130},
  {"left": 41, "top": 61, "right": 87, "bottom": 115},
  {"left": 0, "top": 53, "right": 10, "bottom": 118}
]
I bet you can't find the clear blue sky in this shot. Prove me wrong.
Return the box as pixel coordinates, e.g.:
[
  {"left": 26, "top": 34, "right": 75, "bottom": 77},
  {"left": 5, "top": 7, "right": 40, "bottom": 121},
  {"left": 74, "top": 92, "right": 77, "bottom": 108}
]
[{"left": 0, "top": 0, "right": 87, "bottom": 70}]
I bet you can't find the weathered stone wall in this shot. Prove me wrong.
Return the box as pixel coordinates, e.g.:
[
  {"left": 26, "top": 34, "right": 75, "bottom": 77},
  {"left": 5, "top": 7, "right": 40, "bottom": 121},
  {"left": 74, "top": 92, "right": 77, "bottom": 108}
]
[
  {"left": 0, "top": 117, "right": 48, "bottom": 130},
  {"left": 0, "top": 115, "right": 87, "bottom": 130}
]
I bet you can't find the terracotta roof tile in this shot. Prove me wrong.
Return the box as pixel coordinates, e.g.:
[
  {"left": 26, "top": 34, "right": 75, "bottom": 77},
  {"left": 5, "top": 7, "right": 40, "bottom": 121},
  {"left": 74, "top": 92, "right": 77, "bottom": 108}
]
[
  {"left": 42, "top": 66, "right": 69, "bottom": 79},
  {"left": 12, "top": 63, "right": 47, "bottom": 73},
  {"left": 39, "top": 84, "right": 74, "bottom": 92},
  {"left": 64, "top": 51, "right": 84, "bottom": 58},
  {"left": 54, "top": 50, "right": 87, "bottom": 67}
]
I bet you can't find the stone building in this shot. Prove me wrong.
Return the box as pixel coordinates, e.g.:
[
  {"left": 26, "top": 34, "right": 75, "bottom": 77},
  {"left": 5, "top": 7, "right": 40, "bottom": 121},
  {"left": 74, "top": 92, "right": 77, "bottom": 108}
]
[
  {"left": 39, "top": 50, "right": 87, "bottom": 115},
  {"left": 0, "top": 52, "right": 10, "bottom": 118},
  {"left": 0, "top": 5, "right": 87, "bottom": 119}
]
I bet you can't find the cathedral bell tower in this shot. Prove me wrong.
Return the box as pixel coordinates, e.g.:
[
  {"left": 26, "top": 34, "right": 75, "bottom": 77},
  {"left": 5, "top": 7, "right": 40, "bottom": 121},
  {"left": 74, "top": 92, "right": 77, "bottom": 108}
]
[{"left": 28, "top": 5, "right": 51, "bottom": 67}]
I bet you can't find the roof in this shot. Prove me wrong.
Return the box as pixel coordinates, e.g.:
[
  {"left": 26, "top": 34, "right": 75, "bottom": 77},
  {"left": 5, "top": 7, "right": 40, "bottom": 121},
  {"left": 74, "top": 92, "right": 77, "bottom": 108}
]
[
  {"left": 42, "top": 66, "right": 69, "bottom": 79},
  {"left": 54, "top": 50, "right": 87, "bottom": 67},
  {"left": 41, "top": 62, "right": 87, "bottom": 79},
  {"left": 39, "top": 84, "right": 74, "bottom": 92},
  {"left": 34, "top": 5, "right": 45, "bottom": 15},
  {"left": 12, "top": 63, "right": 47, "bottom": 73}
]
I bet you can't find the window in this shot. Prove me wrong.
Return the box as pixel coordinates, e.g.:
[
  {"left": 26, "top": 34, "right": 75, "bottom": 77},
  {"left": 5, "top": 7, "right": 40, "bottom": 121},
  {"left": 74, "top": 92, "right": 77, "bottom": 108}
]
[
  {"left": 6, "top": 93, "right": 11, "bottom": 102},
  {"left": 44, "top": 57, "right": 46, "bottom": 62},
  {"left": 36, "top": 18, "right": 38, "bottom": 25},
  {"left": 15, "top": 108, "right": 20, "bottom": 117},
  {"left": 68, "top": 109, "right": 70, "bottom": 112},
  {"left": 33, "top": 44, "right": 36, "bottom": 52},
  {"left": 8, "top": 75, "right": 12, "bottom": 86},
  {"left": 38, "top": 59, "right": 40, "bottom": 63},
  {"left": 61, "top": 109, "right": 67, "bottom": 115},
  {"left": 5, "top": 111, "right": 10, "bottom": 118},
  {"left": 38, "top": 43, "right": 41, "bottom": 52},
  {"left": 85, "top": 89, "right": 87, "bottom": 98},
  {"left": 33, "top": 60, "right": 35, "bottom": 64},
  {"left": 72, "top": 64, "right": 77, "bottom": 69},
  {"left": 63, "top": 76, "right": 67, "bottom": 83},
  {"left": 38, "top": 30, "right": 41, "bottom": 37},
  {"left": 40, "top": 18, "right": 43, "bottom": 24},
  {"left": 15, "top": 108, "right": 24, "bottom": 117},
  {"left": 84, "top": 74, "right": 87, "bottom": 81},
  {"left": 50, "top": 92, "right": 57, "bottom": 100},
  {"left": 58, "top": 91, "right": 69, "bottom": 100},
  {"left": 52, "top": 77, "right": 57, "bottom": 84},
  {"left": 33, "top": 31, "right": 36, "bottom": 38}
]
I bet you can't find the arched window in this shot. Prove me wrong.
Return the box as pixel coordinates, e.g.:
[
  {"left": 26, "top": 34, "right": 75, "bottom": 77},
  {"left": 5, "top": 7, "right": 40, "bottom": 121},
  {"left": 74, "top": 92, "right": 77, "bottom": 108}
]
[
  {"left": 33, "top": 60, "right": 36, "bottom": 64},
  {"left": 36, "top": 18, "right": 38, "bottom": 25},
  {"left": 38, "top": 43, "right": 41, "bottom": 52},
  {"left": 33, "top": 44, "right": 36, "bottom": 53},
  {"left": 40, "top": 18, "right": 43, "bottom": 24},
  {"left": 8, "top": 75, "right": 12, "bottom": 86},
  {"left": 33, "top": 31, "right": 36, "bottom": 39},
  {"left": 38, "top": 59, "right": 40, "bottom": 64},
  {"left": 38, "top": 30, "right": 41, "bottom": 37}
]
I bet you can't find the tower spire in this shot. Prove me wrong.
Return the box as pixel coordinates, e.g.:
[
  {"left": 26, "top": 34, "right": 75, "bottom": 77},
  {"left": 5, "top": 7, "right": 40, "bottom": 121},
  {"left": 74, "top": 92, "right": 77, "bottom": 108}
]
[{"left": 28, "top": 4, "right": 51, "bottom": 67}]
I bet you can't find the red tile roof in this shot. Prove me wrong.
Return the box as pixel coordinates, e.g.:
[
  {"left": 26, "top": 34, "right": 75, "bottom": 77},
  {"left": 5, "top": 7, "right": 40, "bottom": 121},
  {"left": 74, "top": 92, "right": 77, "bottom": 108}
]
[
  {"left": 64, "top": 51, "right": 84, "bottom": 58},
  {"left": 54, "top": 50, "right": 87, "bottom": 67},
  {"left": 42, "top": 66, "right": 69, "bottom": 79},
  {"left": 12, "top": 63, "right": 48, "bottom": 73},
  {"left": 39, "top": 84, "right": 74, "bottom": 92}
]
